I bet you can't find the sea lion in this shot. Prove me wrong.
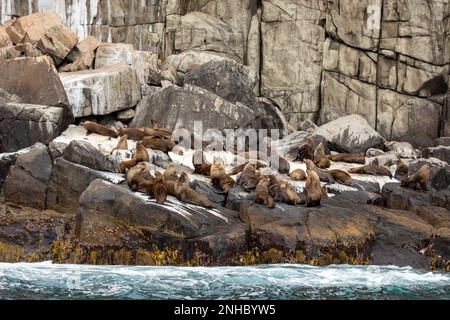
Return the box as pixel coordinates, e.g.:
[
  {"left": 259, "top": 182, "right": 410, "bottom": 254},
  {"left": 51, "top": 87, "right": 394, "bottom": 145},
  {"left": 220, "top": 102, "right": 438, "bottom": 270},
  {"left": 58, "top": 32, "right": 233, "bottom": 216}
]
[
  {"left": 118, "top": 142, "right": 149, "bottom": 173},
  {"left": 193, "top": 151, "right": 212, "bottom": 176},
  {"left": 144, "top": 128, "right": 172, "bottom": 140},
  {"left": 290, "top": 169, "right": 307, "bottom": 181},
  {"left": 238, "top": 163, "right": 261, "bottom": 191},
  {"left": 255, "top": 177, "right": 275, "bottom": 209},
  {"left": 174, "top": 172, "right": 213, "bottom": 208},
  {"left": 305, "top": 170, "right": 322, "bottom": 207},
  {"left": 163, "top": 165, "right": 178, "bottom": 196},
  {"left": 349, "top": 165, "right": 393, "bottom": 178},
  {"left": 401, "top": 165, "right": 431, "bottom": 191},
  {"left": 153, "top": 172, "right": 168, "bottom": 205},
  {"left": 304, "top": 159, "right": 352, "bottom": 186},
  {"left": 142, "top": 136, "right": 176, "bottom": 153},
  {"left": 111, "top": 134, "right": 128, "bottom": 154},
  {"left": 298, "top": 140, "right": 314, "bottom": 162},
  {"left": 229, "top": 161, "right": 268, "bottom": 176},
  {"left": 210, "top": 158, "right": 235, "bottom": 193},
  {"left": 126, "top": 162, "right": 152, "bottom": 190},
  {"left": 268, "top": 176, "right": 303, "bottom": 206},
  {"left": 117, "top": 127, "right": 147, "bottom": 141},
  {"left": 82, "top": 121, "right": 118, "bottom": 138},
  {"left": 395, "top": 159, "right": 409, "bottom": 179},
  {"left": 314, "top": 143, "right": 331, "bottom": 169},
  {"left": 328, "top": 153, "right": 365, "bottom": 164},
  {"left": 274, "top": 156, "right": 291, "bottom": 174}
]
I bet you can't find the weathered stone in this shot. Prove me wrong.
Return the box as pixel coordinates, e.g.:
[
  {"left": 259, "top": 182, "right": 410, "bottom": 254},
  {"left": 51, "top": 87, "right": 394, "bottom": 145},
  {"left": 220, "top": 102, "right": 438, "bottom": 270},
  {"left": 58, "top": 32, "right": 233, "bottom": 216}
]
[
  {"left": 0, "top": 102, "right": 65, "bottom": 153},
  {"left": 423, "top": 146, "right": 450, "bottom": 164},
  {"left": 14, "top": 42, "right": 43, "bottom": 57},
  {"left": 377, "top": 90, "right": 442, "bottom": 147},
  {"left": 0, "top": 56, "right": 72, "bottom": 128},
  {"left": 3, "top": 143, "right": 52, "bottom": 210},
  {"left": 46, "top": 158, "right": 124, "bottom": 214},
  {"left": 0, "top": 26, "right": 19, "bottom": 60},
  {"left": 62, "top": 36, "right": 100, "bottom": 71},
  {"left": 62, "top": 140, "right": 118, "bottom": 173},
  {"left": 131, "top": 85, "right": 255, "bottom": 132},
  {"left": 261, "top": 1, "right": 326, "bottom": 124},
  {"left": 408, "top": 158, "right": 450, "bottom": 191},
  {"left": 60, "top": 64, "right": 141, "bottom": 118},
  {"left": 386, "top": 141, "right": 420, "bottom": 159},
  {"left": 36, "top": 24, "right": 78, "bottom": 65},
  {"left": 0, "top": 146, "right": 32, "bottom": 189},
  {"left": 314, "top": 115, "right": 386, "bottom": 154},
  {"left": 184, "top": 59, "right": 258, "bottom": 107},
  {"left": 7, "top": 12, "right": 64, "bottom": 44}
]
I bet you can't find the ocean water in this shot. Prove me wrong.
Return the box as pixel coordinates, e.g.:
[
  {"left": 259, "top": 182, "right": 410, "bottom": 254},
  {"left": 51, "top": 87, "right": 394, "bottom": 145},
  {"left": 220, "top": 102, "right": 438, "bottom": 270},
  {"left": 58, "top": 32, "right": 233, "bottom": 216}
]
[{"left": 0, "top": 262, "right": 449, "bottom": 300}]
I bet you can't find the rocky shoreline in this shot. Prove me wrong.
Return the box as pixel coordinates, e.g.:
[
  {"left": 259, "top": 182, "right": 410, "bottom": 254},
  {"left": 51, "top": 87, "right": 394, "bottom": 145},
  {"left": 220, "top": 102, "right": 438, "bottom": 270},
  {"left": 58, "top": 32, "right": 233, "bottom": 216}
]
[{"left": 0, "top": 11, "right": 449, "bottom": 272}]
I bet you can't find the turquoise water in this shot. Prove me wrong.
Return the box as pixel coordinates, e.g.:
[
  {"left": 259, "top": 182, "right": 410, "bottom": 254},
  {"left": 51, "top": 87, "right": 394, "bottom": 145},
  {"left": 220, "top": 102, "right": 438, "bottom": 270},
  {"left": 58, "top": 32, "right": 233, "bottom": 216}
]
[{"left": 0, "top": 262, "right": 449, "bottom": 300}]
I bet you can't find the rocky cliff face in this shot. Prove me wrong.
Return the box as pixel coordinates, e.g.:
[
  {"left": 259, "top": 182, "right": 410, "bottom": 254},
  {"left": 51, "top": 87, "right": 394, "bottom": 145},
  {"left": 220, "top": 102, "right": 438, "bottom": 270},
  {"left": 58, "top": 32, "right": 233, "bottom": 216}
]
[{"left": 1, "top": 0, "right": 448, "bottom": 145}]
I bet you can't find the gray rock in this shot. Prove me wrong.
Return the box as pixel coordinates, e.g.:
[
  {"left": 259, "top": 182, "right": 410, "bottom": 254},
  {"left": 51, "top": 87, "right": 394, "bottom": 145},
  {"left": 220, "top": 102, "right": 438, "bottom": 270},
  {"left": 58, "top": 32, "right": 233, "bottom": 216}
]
[
  {"left": 386, "top": 141, "right": 420, "bottom": 159},
  {"left": 131, "top": 85, "right": 256, "bottom": 132},
  {"left": 434, "top": 137, "right": 450, "bottom": 147},
  {"left": 314, "top": 115, "right": 385, "bottom": 154},
  {"left": 0, "top": 146, "right": 32, "bottom": 189},
  {"left": 184, "top": 59, "right": 258, "bottom": 107},
  {"left": 63, "top": 140, "right": 117, "bottom": 173},
  {"left": 423, "top": 146, "right": 450, "bottom": 164},
  {"left": 3, "top": 143, "right": 53, "bottom": 209},
  {"left": 408, "top": 158, "right": 450, "bottom": 191},
  {"left": 46, "top": 158, "right": 125, "bottom": 214},
  {"left": 0, "top": 102, "right": 65, "bottom": 153}
]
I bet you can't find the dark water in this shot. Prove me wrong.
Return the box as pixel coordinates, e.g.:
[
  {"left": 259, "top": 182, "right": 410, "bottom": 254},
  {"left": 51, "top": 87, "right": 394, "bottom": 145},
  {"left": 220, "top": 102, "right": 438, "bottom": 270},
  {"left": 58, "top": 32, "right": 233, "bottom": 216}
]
[{"left": 0, "top": 262, "right": 449, "bottom": 300}]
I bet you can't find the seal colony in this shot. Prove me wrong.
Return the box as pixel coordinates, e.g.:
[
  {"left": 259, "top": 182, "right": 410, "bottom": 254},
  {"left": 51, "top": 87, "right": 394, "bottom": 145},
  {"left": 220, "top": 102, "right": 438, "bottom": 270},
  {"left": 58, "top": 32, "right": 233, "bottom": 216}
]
[{"left": 81, "top": 121, "right": 431, "bottom": 209}]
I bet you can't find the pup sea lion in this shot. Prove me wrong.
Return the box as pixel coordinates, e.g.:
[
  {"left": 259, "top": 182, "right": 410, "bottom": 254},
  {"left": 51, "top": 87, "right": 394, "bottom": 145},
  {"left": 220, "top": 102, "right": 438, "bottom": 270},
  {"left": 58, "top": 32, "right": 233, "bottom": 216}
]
[
  {"left": 314, "top": 143, "right": 331, "bottom": 169},
  {"left": 305, "top": 170, "right": 322, "bottom": 207},
  {"left": 238, "top": 163, "right": 261, "bottom": 191},
  {"left": 82, "top": 121, "right": 118, "bottom": 138},
  {"left": 274, "top": 156, "right": 291, "bottom": 174},
  {"left": 304, "top": 159, "right": 352, "bottom": 186},
  {"left": 328, "top": 153, "right": 365, "bottom": 164},
  {"left": 210, "top": 158, "right": 235, "bottom": 193},
  {"left": 112, "top": 134, "right": 128, "bottom": 153},
  {"left": 175, "top": 172, "right": 213, "bottom": 208},
  {"left": 142, "top": 136, "right": 176, "bottom": 153},
  {"left": 255, "top": 177, "right": 275, "bottom": 208},
  {"left": 401, "top": 165, "right": 431, "bottom": 191},
  {"left": 290, "top": 169, "right": 307, "bottom": 181},
  {"left": 298, "top": 140, "right": 314, "bottom": 162},
  {"left": 349, "top": 165, "right": 393, "bottom": 178}
]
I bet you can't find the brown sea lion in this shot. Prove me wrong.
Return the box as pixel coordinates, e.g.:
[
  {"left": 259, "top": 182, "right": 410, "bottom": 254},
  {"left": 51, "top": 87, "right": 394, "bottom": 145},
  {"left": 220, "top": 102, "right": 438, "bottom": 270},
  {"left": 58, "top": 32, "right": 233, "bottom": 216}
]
[
  {"left": 255, "top": 177, "right": 275, "bottom": 209},
  {"left": 268, "top": 176, "right": 303, "bottom": 206},
  {"left": 304, "top": 159, "right": 352, "bottom": 186},
  {"left": 210, "top": 158, "right": 235, "bottom": 193},
  {"left": 163, "top": 165, "right": 178, "bottom": 196},
  {"left": 135, "top": 141, "right": 150, "bottom": 162},
  {"left": 238, "top": 163, "right": 261, "bottom": 191},
  {"left": 111, "top": 134, "right": 129, "bottom": 154},
  {"left": 395, "top": 159, "right": 409, "bottom": 179},
  {"left": 175, "top": 172, "right": 213, "bottom": 208},
  {"left": 349, "top": 165, "right": 393, "bottom": 178},
  {"left": 229, "top": 161, "right": 268, "bottom": 176},
  {"left": 153, "top": 172, "right": 168, "bottom": 205},
  {"left": 193, "top": 151, "right": 212, "bottom": 176},
  {"left": 275, "top": 156, "right": 291, "bottom": 174},
  {"left": 126, "top": 162, "right": 152, "bottom": 190},
  {"left": 314, "top": 143, "right": 331, "bottom": 169},
  {"left": 117, "top": 127, "right": 147, "bottom": 141},
  {"left": 82, "top": 121, "right": 118, "bottom": 138},
  {"left": 298, "top": 140, "right": 314, "bottom": 162},
  {"left": 290, "top": 169, "right": 307, "bottom": 181},
  {"left": 328, "top": 153, "right": 365, "bottom": 164},
  {"left": 142, "top": 136, "right": 176, "bottom": 153},
  {"left": 305, "top": 170, "right": 322, "bottom": 207},
  {"left": 401, "top": 165, "right": 431, "bottom": 191},
  {"left": 144, "top": 128, "right": 172, "bottom": 140},
  {"left": 118, "top": 159, "right": 137, "bottom": 174}
]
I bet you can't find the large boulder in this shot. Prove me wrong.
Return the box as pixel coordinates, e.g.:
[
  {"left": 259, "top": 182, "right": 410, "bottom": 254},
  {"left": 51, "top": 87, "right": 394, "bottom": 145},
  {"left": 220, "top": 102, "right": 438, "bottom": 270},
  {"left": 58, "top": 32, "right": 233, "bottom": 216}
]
[
  {"left": 423, "top": 146, "right": 450, "bottom": 164},
  {"left": 0, "top": 102, "right": 66, "bottom": 153},
  {"left": 131, "top": 85, "right": 256, "bottom": 132},
  {"left": 46, "top": 158, "right": 124, "bottom": 215},
  {"left": 183, "top": 59, "right": 258, "bottom": 107},
  {"left": 61, "top": 36, "right": 100, "bottom": 72},
  {"left": 62, "top": 140, "right": 118, "bottom": 173},
  {"left": 60, "top": 64, "right": 141, "bottom": 118},
  {"left": 0, "top": 56, "right": 73, "bottom": 128},
  {"left": 0, "top": 27, "right": 20, "bottom": 60},
  {"left": 407, "top": 158, "right": 450, "bottom": 191},
  {"left": 36, "top": 24, "right": 78, "bottom": 65},
  {"left": 3, "top": 143, "right": 53, "bottom": 210},
  {"left": 0, "top": 146, "right": 32, "bottom": 189},
  {"left": 314, "top": 115, "right": 386, "bottom": 154}
]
